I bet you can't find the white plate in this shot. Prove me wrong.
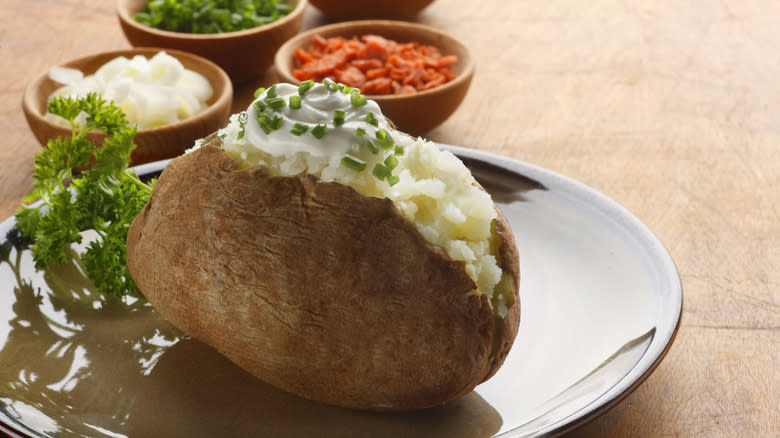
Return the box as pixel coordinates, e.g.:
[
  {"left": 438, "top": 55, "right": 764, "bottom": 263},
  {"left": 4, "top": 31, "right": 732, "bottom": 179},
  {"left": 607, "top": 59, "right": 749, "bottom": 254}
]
[{"left": 0, "top": 145, "right": 681, "bottom": 438}]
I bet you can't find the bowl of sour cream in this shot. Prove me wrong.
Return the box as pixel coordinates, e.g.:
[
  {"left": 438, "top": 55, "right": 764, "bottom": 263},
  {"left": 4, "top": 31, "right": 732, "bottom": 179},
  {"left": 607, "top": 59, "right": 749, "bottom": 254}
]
[{"left": 22, "top": 47, "right": 233, "bottom": 165}]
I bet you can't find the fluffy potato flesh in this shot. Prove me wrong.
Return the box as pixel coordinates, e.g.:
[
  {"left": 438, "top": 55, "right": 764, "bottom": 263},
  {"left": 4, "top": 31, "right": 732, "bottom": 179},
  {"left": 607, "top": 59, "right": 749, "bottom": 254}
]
[{"left": 127, "top": 84, "right": 520, "bottom": 411}]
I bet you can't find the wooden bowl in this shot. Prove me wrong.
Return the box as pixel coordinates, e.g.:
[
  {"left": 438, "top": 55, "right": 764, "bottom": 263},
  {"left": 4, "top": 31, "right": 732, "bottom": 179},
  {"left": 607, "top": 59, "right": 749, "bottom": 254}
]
[
  {"left": 308, "top": 0, "right": 436, "bottom": 20},
  {"left": 274, "top": 20, "right": 474, "bottom": 135},
  {"left": 116, "top": 0, "right": 307, "bottom": 83},
  {"left": 22, "top": 48, "right": 233, "bottom": 166}
]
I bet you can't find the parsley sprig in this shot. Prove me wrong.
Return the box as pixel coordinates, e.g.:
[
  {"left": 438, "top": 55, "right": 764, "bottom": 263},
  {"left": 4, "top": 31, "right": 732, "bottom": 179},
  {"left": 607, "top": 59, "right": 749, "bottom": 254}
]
[{"left": 15, "top": 93, "right": 153, "bottom": 297}]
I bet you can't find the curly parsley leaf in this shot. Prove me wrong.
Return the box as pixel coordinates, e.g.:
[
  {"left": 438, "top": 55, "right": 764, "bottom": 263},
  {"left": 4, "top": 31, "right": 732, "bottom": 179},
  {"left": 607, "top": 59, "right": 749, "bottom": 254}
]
[{"left": 15, "top": 93, "right": 153, "bottom": 298}]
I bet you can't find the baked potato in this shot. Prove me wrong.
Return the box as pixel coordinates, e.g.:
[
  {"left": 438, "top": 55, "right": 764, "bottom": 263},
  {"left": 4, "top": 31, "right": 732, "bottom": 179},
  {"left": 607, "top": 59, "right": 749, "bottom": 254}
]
[{"left": 126, "top": 82, "right": 520, "bottom": 411}]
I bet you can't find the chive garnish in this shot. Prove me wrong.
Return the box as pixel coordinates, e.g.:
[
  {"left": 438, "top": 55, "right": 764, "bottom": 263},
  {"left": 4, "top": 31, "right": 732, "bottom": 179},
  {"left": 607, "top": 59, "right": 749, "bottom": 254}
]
[
  {"left": 333, "top": 109, "right": 346, "bottom": 127},
  {"left": 237, "top": 112, "right": 248, "bottom": 139},
  {"left": 323, "top": 78, "right": 339, "bottom": 92},
  {"left": 311, "top": 123, "right": 328, "bottom": 139},
  {"left": 289, "top": 95, "right": 302, "bottom": 109},
  {"left": 298, "top": 80, "right": 314, "bottom": 96},
  {"left": 253, "top": 100, "right": 267, "bottom": 113},
  {"left": 375, "top": 129, "right": 394, "bottom": 150},
  {"left": 351, "top": 91, "right": 368, "bottom": 107},
  {"left": 257, "top": 113, "right": 283, "bottom": 134},
  {"left": 341, "top": 154, "right": 367, "bottom": 172},
  {"left": 133, "top": 0, "right": 293, "bottom": 34},
  {"left": 257, "top": 114, "right": 273, "bottom": 134},
  {"left": 342, "top": 85, "right": 354, "bottom": 94},
  {"left": 355, "top": 127, "right": 366, "bottom": 137},
  {"left": 394, "top": 145, "right": 404, "bottom": 156},
  {"left": 365, "top": 112, "right": 379, "bottom": 126},
  {"left": 271, "top": 115, "right": 284, "bottom": 130},
  {"left": 370, "top": 154, "right": 400, "bottom": 185},
  {"left": 384, "top": 153, "right": 398, "bottom": 171},
  {"left": 266, "top": 97, "right": 286, "bottom": 109},
  {"left": 266, "top": 97, "right": 286, "bottom": 110},
  {"left": 372, "top": 163, "right": 388, "bottom": 179},
  {"left": 266, "top": 84, "right": 278, "bottom": 98},
  {"left": 365, "top": 139, "right": 379, "bottom": 154},
  {"left": 290, "top": 123, "right": 308, "bottom": 136},
  {"left": 253, "top": 87, "right": 266, "bottom": 98}
]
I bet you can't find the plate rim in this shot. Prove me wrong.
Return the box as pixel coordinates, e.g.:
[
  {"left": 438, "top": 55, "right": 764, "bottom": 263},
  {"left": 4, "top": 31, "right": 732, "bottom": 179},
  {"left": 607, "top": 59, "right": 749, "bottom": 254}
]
[
  {"left": 443, "top": 144, "right": 682, "bottom": 437},
  {"left": 0, "top": 145, "right": 682, "bottom": 438}
]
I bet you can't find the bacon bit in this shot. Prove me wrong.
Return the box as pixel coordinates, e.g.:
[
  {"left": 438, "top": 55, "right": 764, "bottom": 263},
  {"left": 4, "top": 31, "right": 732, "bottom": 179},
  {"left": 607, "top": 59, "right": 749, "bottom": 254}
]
[
  {"left": 337, "top": 66, "right": 367, "bottom": 88},
  {"left": 292, "top": 34, "right": 458, "bottom": 95}
]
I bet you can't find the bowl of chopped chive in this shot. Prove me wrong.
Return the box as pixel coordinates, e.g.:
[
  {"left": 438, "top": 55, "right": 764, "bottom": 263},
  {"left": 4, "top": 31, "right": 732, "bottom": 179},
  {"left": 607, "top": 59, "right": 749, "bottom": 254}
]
[
  {"left": 274, "top": 20, "right": 474, "bottom": 135},
  {"left": 308, "top": 0, "right": 436, "bottom": 20},
  {"left": 22, "top": 47, "right": 233, "bottom": 166},
  {"left": 117, "top": 0, "right": 307, "bottom": 83}
]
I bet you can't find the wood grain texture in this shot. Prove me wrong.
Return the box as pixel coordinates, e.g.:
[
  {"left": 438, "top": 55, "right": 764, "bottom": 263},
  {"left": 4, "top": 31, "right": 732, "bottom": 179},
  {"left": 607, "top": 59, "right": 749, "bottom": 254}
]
[{"left": 0, "top": 0, "right": 777, "bottom": 436}]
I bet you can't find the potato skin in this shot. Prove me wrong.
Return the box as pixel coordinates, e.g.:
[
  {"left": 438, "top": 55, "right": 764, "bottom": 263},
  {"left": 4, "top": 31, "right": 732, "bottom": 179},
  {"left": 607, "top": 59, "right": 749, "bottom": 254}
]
[{"left": 126, "top": 141, "right": 520, "bottom": 411}]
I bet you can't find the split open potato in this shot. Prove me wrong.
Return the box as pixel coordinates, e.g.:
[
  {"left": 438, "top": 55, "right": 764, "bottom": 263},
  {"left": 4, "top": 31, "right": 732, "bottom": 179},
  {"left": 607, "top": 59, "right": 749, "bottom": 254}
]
[{"left": 126, "top": 83, "right": 520, "bottom": 411}]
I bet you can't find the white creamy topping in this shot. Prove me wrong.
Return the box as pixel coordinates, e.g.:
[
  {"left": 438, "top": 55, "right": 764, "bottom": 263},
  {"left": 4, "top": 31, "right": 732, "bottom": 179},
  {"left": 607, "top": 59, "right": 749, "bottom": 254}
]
[
  {"left": 244, "top": 82, "right": 391, "bottom": 157},
  {"left": 47, "top": 51, "right": 213, "bottom": 130}
]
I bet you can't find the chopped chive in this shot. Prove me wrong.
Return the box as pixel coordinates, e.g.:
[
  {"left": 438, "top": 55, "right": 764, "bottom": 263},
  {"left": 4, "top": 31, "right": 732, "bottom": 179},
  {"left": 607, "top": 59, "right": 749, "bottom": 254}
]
[
  {"left": 271, "top": 115, "right": 284, "bottom": 130},
  {"left": 333, "top": 109, "right": 346, "bottom": 127},
  {"left": 384, "top": 153, "right": 398, "bottom": 171},
  {"left": 394, "top": 145, "right": 404, "bottom": 155},
  {"left": 257, "top": 114, "right": 273, "bottom": 134},
  {"left": 387, "top": 174, "right": 400, "bottom": 186},
  {"left": 342, "top": 85, "right": 354, "bottom": 94},
  {"left": 266, "top": 84, "right": 278, "bottom": 98},
  {"left": 365, "top": 139, "right": 379, "bottom": 154},
  {"left": 311, "top": 123, "right": 328, "bottom": 139},
  {"left": 365, "top": 111, "right": 379, "bottom": 126},
  {"left": 351, "top": 91, "right": 368, "bottom": 107},
  {"left": 323, "top": 78, "right": 339, "bottom": 91},
  {"left": 253, "top": 87, "right": 266, "bottom": 98},
  {"left": 253, "top": 100, "right": 267, "bottom": 113},
  {"left": 372, "top": 163, "right": 388, "bottom": 180},
  {"left": 266, "top": 97, "right": 286, "bottom": 109},
  {"left": 298, "top": 80, "right": 314, "bottom": 96},
  {"left": 355, "top": 127, "right": 366, "bottom": 137},
  {"left": 289, "top": 95, "right": 302, "bottom": 109},
  {"left": 375, "top": 129, "right": 394, "bottom": 150},
  {"left": 257, "top": 113, "right": 283, "bottom": 134},
  {"left": 290, "top": 123, "right": 308, "bottom": 136},
  {"left": 341, "top": 154, "right": 367, "bottom": 172},
  {"left": 237, "top": 112, "right": 248, "bottom": 139}
]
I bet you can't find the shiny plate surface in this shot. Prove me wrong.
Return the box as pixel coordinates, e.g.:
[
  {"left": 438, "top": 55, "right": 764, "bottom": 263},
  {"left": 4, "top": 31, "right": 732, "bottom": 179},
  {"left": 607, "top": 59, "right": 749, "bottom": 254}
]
[{"left": 0, "top": 145, "right": 681, "bottom": 437}]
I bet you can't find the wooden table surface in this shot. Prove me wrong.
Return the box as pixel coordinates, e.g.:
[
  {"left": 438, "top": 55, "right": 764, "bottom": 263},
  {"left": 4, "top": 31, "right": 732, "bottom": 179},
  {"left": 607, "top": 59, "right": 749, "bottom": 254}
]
[{"left": 1, "top": 0, "right": 778, "bottom": 437}]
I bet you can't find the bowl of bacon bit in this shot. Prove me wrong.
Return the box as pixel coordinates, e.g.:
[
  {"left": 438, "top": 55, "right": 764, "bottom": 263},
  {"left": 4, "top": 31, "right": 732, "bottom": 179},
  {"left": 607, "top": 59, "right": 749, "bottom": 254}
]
[{"left": 274, "top": 20, "right": 474, "bottom": 135}]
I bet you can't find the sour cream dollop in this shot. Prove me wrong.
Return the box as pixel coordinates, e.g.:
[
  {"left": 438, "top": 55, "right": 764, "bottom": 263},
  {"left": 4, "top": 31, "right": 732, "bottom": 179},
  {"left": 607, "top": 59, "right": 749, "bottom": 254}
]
[
  {"left": 46, "top": 51, "right": 213, "bottom": 130},
  {"left": 243, "top": 81, "right": 392, "bottom": 158}
]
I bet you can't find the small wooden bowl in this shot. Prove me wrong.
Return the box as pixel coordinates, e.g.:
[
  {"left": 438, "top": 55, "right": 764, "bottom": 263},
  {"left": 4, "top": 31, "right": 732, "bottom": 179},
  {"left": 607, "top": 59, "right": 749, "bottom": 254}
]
[
  {"left": 274, "top": 20, "right": 475, "bottom": 135},
  {"left": 116, "top": 0, "right": 307, "bottom": 83},
  {"left": 22, "top": 47, "right": 233, "bottom": 166},
  {"left": 309, "top": 0, "right": 436, "bottom": 20}
]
